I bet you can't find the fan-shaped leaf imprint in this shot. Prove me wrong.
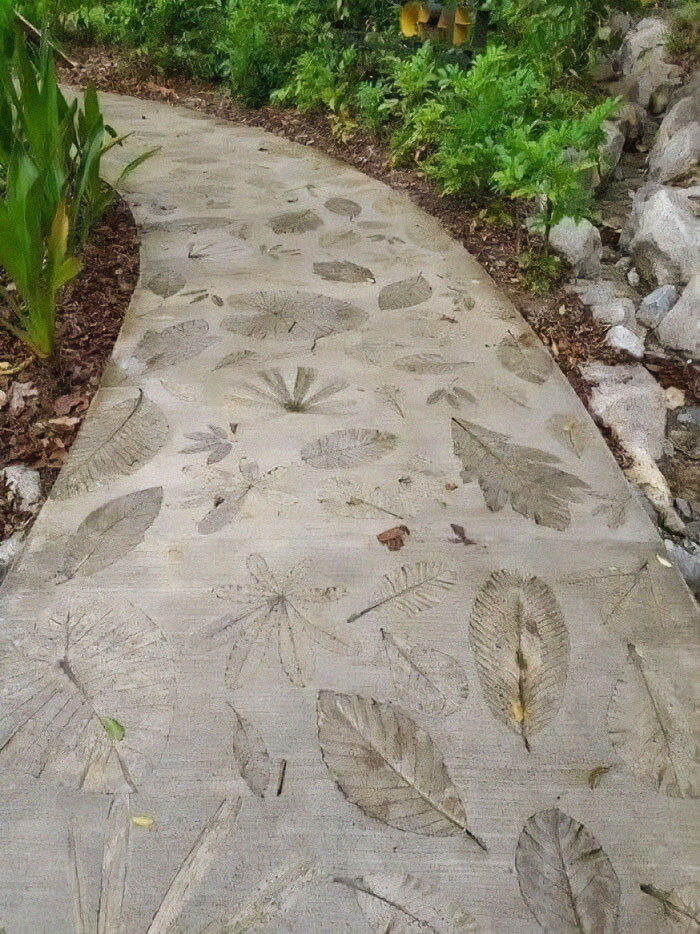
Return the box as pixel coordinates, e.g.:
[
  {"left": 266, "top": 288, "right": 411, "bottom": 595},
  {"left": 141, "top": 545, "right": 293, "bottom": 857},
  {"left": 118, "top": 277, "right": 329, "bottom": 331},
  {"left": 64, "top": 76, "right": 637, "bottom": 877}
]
[
  {"left": 337, "top": 872, "right": 478, "bottom": 933},
  {"left": 317, "top": 691, "right": 486, "bottom": 849},
  {"left": 516, "top": 808, "right": 620, "bottom": 934},
  {"left": 348, "top": 562, "right": 457, "bottom": 623},
  {"left": 52, "top": 392, "right": 168, "bottom": 499},
  {"left": 451, "top": 417, "right": 588, "bottom": 531},
  {"left": 608, "top": 644, "right": 700, "bottom": 797},
  {"left": 56, "top": 487, "right": 163, "bottom": 582},
  {"left": 0, "top": 599, "right": 175, "bottom": 792},
  {"left": 469, "top": 571, "right": 569, "bottom": 749},
  {"left": 223, "top": 290, "right": 367, "bottom": 342},
  {"left": 301, "top": 428, "right": 397, "bottom": 470},
  {"left": 382, "top": 630, "right": 469, "bottom": 717}
]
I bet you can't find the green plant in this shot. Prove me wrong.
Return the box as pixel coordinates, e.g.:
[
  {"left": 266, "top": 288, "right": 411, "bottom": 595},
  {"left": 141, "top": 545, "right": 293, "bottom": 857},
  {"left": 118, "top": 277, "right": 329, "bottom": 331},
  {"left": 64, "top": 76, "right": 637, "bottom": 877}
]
[
  {"left": 667, "top": 2, "right": 700, "bottom": 62},
  {"left": 517, "top": 248, "right": 563, "bottom": 294},
  {"left": 0, "top": 154, "right": 81, "bottom": 358}
]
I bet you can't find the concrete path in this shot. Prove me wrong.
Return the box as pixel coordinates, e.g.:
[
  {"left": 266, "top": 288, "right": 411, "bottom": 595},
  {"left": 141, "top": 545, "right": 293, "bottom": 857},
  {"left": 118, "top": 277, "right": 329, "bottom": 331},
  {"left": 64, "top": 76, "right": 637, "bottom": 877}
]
[{"left": 1, "top": 93, "right": 699, "bottom": 933}]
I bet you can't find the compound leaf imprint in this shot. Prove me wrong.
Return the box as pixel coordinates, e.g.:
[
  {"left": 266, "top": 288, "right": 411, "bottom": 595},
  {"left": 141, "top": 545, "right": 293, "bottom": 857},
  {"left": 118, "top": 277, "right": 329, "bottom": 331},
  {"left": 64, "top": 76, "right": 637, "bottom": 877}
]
[
  {"left": 52, "top": 392, "right": 168, "bottom": 499},
  {"left": 516, "top": 808, "right": 620, "bottom": 934},
  {"left": 608, "top": 644, "right": 700, "bottom": 797},
  {"left": 470, "top": 571, "right": 569, "bottom": 749},
  {"left": 317, "top": 691, "right": 486, "bottom": 849},
  {"left": 57, "top": 487, "right": 163, "bottom": 582},
  {"left": 451, "top": 417, "right": 588, "bottom": 531},
  {"left": 337, "top": 873, "right": 478, "bottom": 933},
  {"left": 0, "top": 599, "right": 175, "bottom": 793}
]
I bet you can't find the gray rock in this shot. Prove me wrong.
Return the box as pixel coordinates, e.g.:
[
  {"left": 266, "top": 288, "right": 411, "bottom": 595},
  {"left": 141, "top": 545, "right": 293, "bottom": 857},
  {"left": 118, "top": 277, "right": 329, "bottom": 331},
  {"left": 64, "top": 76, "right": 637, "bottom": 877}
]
[
  {"left": 620, "top": 17, "right": 668, "bottom": 74},
  {"left": 627, "top": 267, "right": 640, "bottom": 288},
  {"left": 676, "top": 404, "right": 700, "bottom": 430},
  {"left": 637, "top": 283, "right": 679, "bottom": 327},
  {"left": 657, "top": 273, "right": 700, "bottom": 357},
  {"left": 623, "top": 184, "right": 700, "bottom": 286},
  {"left": 0, "top": 464, "right": 42, "bottom": 513},
  {"left": 606, "top": 324, "right": 645, "bottom": 359},
  {"left": 569, "top": 277, "right": 636, "bottom": 326},
  {"left": 619, "top": 17, "right": 683, "bottom": 110},
  {"left": 656, "top": 94, "right": 700, "bottom": 149},
  {"left": 649, "top": 122, "right": 700, "bottom": 183},
  {"left": 580, "top": 362, "right": 667, "bottom": 459},
  {"left": 665, "top": 539, "right": 700, "bottom": 594},
  {"left": 669, "top": 70, "right": 700, "bottom": 110},
  {"left": 0, "top": 532, "right": 24, "bottom": 585},
  {"left": 616, "top": 101, "right": 648, "bottom": 146},
  {"left": 599, "top": 121, "right": 626, "bottom": 178},
  {"left": 548, "top": 217, "right": 602, "bottom": 276},
  {"left": 609, "top": 11, "right": 633, "bottom": 38}
]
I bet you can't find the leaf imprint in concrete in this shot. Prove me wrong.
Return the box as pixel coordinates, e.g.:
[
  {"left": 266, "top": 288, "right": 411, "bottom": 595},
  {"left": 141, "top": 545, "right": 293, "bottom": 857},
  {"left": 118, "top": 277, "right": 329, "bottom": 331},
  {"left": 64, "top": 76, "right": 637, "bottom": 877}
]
[
  {"left": 608, "top": 643, "right": 700, "bottom": 797},
  {"left": 324, "top": 197, "right": 362, "bottom": 220},
  {"left": 51, "top": 391, "right": 168, "bottom": 499},
  {"left": 381, "top": 629, "right": 469, "bottom": 718},
  {"left": 301, "top": 428, "right": 397, "bottom": 470},
  {"left": 128, "top": 319, "right": 216, "bottom": 375},
  {"left": 231, "top": 367, "right": 349, "bottom": 415},
  {"left": 336, "top": 873, "right": 478, "bottom": 933},
  {"left": 317, "top": 691, "right": 486, "bottom": 850},
  {"left": 451, "top": 417, "right": 588, "bottom": 531},
  {"left": 268, "top": 209, "right": 323, "bottom": 234},
  {"left": 56, "top": 487, "right": 163, "bottom": 582},
  {"left": 228, "top": 702, "right": 271, "bottom": 798},
  {"left": 378, "top": 274, "right": 433, "bottom": 310},
  {"left": 217, "top": 554, "right": 348, "bottom": 689},
  {"left": 313, "top": 260, "right": 375, "bottom": 283},
  {"left": 347, "top": 561, "right": 457, "bottom": 623},
  {"left": 470, "top": 571, "right": 570, "bottom": 750},
  {"left": 640, "top": 880, "right": 700, "bottom": 930},
  {"left": 516, "top": 808, "right": 620, "bottom": 934},
  {"left": 0, "top": 599, "right": 175, "bottom": 792},
  {"left": 394, "top": 352, "right": 472, "bottom": 374},
  {"left": 497, "top": 332, "right": 553, "bottom": 384},
  {"left": 222, "top": 290, "right": 367, "bottom": 342},
  {"left": 181, "top": 424, "right": 236, "bottom": 464}
]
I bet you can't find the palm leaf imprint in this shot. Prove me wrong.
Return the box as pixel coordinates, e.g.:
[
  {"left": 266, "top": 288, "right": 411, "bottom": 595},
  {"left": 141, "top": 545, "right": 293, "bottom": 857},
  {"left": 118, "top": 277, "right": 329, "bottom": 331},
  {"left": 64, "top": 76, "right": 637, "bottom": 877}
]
[
  {"left": 231, "top": 367, "right": 348, "bottom": 415},
  {"left": 229, "top": 702, "right": 271, "bottom": 798},
  {"left": 451, "top": 417, "right": 588, "bottom": 531},
  {"left": 56, "top": 487, "right": 163, "bottom": 582},
  {"left": 126, "top": 320, "right": 216, "bottom": 375},
  {"left": 0, "top": 600, "right": 174, "bottom": 792},
  {"left": 348, "top": 561, "right": 457, "bottom": 623},
  {"left": 182, "top": 459, "right": 294, "bottom": 535},
  {"left": 608, "top": 643, "right": 700, "bottom": 797},
  {"left": 222, "top": 290, "right": 367, "bottom": 342},
  {"left": 317, "top": 691, "right": 486, "bottom": 850},
  {"left": 382, "top": 629, "right": 469, "bottom": 717},
  {"left": 336, "top": 873, "right": 478, "bottom": 933},
  {"left": 516, "top": 808, "right": 620, "bottom": 934},
  {"left": 497, "top": 332, "right": 553, "bottom": 384},
  {"left": 52, "top": 392, "right": 168, "bottom": 499},
  {"left": 217, "top": 554, "right": 347, "bottom": 689},
  {"left": 301, "top": 428, "right": 397, "bottom": 470},
  {"left": 641, "top": 881, "right": 700, "bottom": 931},
  {"left": 470, "top": 571, "right": 569, "bottom": 750}
]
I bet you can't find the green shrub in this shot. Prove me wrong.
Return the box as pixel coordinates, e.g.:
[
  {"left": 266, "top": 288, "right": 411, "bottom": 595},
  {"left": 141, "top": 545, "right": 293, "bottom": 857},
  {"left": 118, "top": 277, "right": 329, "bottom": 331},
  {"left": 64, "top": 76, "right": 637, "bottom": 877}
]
[{"left": 667, "top": 2, "right": 700, "bottom": 61}]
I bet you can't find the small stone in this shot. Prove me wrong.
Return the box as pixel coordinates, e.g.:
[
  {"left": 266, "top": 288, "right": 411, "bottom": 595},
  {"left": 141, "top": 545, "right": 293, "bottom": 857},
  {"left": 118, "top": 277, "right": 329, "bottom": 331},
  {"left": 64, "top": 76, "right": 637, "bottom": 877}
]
[
  {"left": 627, "top": 267, "right": 640, "bottom": 288},
  {"left": 0, "top": 465, "right": 42, "bottom": 513},
  {"left": 599, "top": 121, "right": 626, "bottom": 178},
  {"left": 549, "top": 217, "right": 602, "bottom": 277},
  {"left": 606, "top": 325, "right": 645, "bottom": 359},
  {"left": 623, "top": 184, "right": 700, "bottom": 286},
  {"left": 665, "top": 386, "right": 686, "bottom": 409},
  {"left": 677, "top": 405, "right": 700, "bottom": 429},
  {"left": 664, "top": 539, "right": 700, "bottom": 594},
  {"left": 636, "top": 283, "right": 679, "bottom": 328},
  {"left": 648, "top": 122, "right": 700, "bottom": 183},
  {"left": 615, "top": 256, "right": 633, "bottom": 273}
]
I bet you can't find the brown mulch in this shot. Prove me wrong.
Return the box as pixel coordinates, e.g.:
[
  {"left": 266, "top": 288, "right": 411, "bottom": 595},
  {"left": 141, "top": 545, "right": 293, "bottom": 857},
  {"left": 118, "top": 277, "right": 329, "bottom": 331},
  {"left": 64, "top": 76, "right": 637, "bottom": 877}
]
[{"left": 0, "top": 196, "right": 140, "bottom": 537}]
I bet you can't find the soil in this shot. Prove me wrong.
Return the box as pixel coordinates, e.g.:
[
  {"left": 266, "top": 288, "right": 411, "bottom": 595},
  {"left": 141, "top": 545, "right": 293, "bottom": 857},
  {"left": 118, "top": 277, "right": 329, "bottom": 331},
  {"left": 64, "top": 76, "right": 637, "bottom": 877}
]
[{"left": 0, "top": 196, "right": 140, "bottom": 538}]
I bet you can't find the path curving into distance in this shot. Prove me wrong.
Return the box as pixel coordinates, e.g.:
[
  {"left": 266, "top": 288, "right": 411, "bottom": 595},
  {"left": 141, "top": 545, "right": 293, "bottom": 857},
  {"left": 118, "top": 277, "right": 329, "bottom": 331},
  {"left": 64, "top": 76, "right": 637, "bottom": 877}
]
[{"left": 1, "top": 92, "right": 699, "bottom": 933}]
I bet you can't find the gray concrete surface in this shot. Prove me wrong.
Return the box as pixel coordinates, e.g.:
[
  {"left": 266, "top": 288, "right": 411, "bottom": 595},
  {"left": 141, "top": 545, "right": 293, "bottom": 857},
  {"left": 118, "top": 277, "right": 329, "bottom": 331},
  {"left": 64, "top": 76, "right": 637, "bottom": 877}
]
[{"left": 1, "top": 93, "right": 699, "bottom": 933}]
